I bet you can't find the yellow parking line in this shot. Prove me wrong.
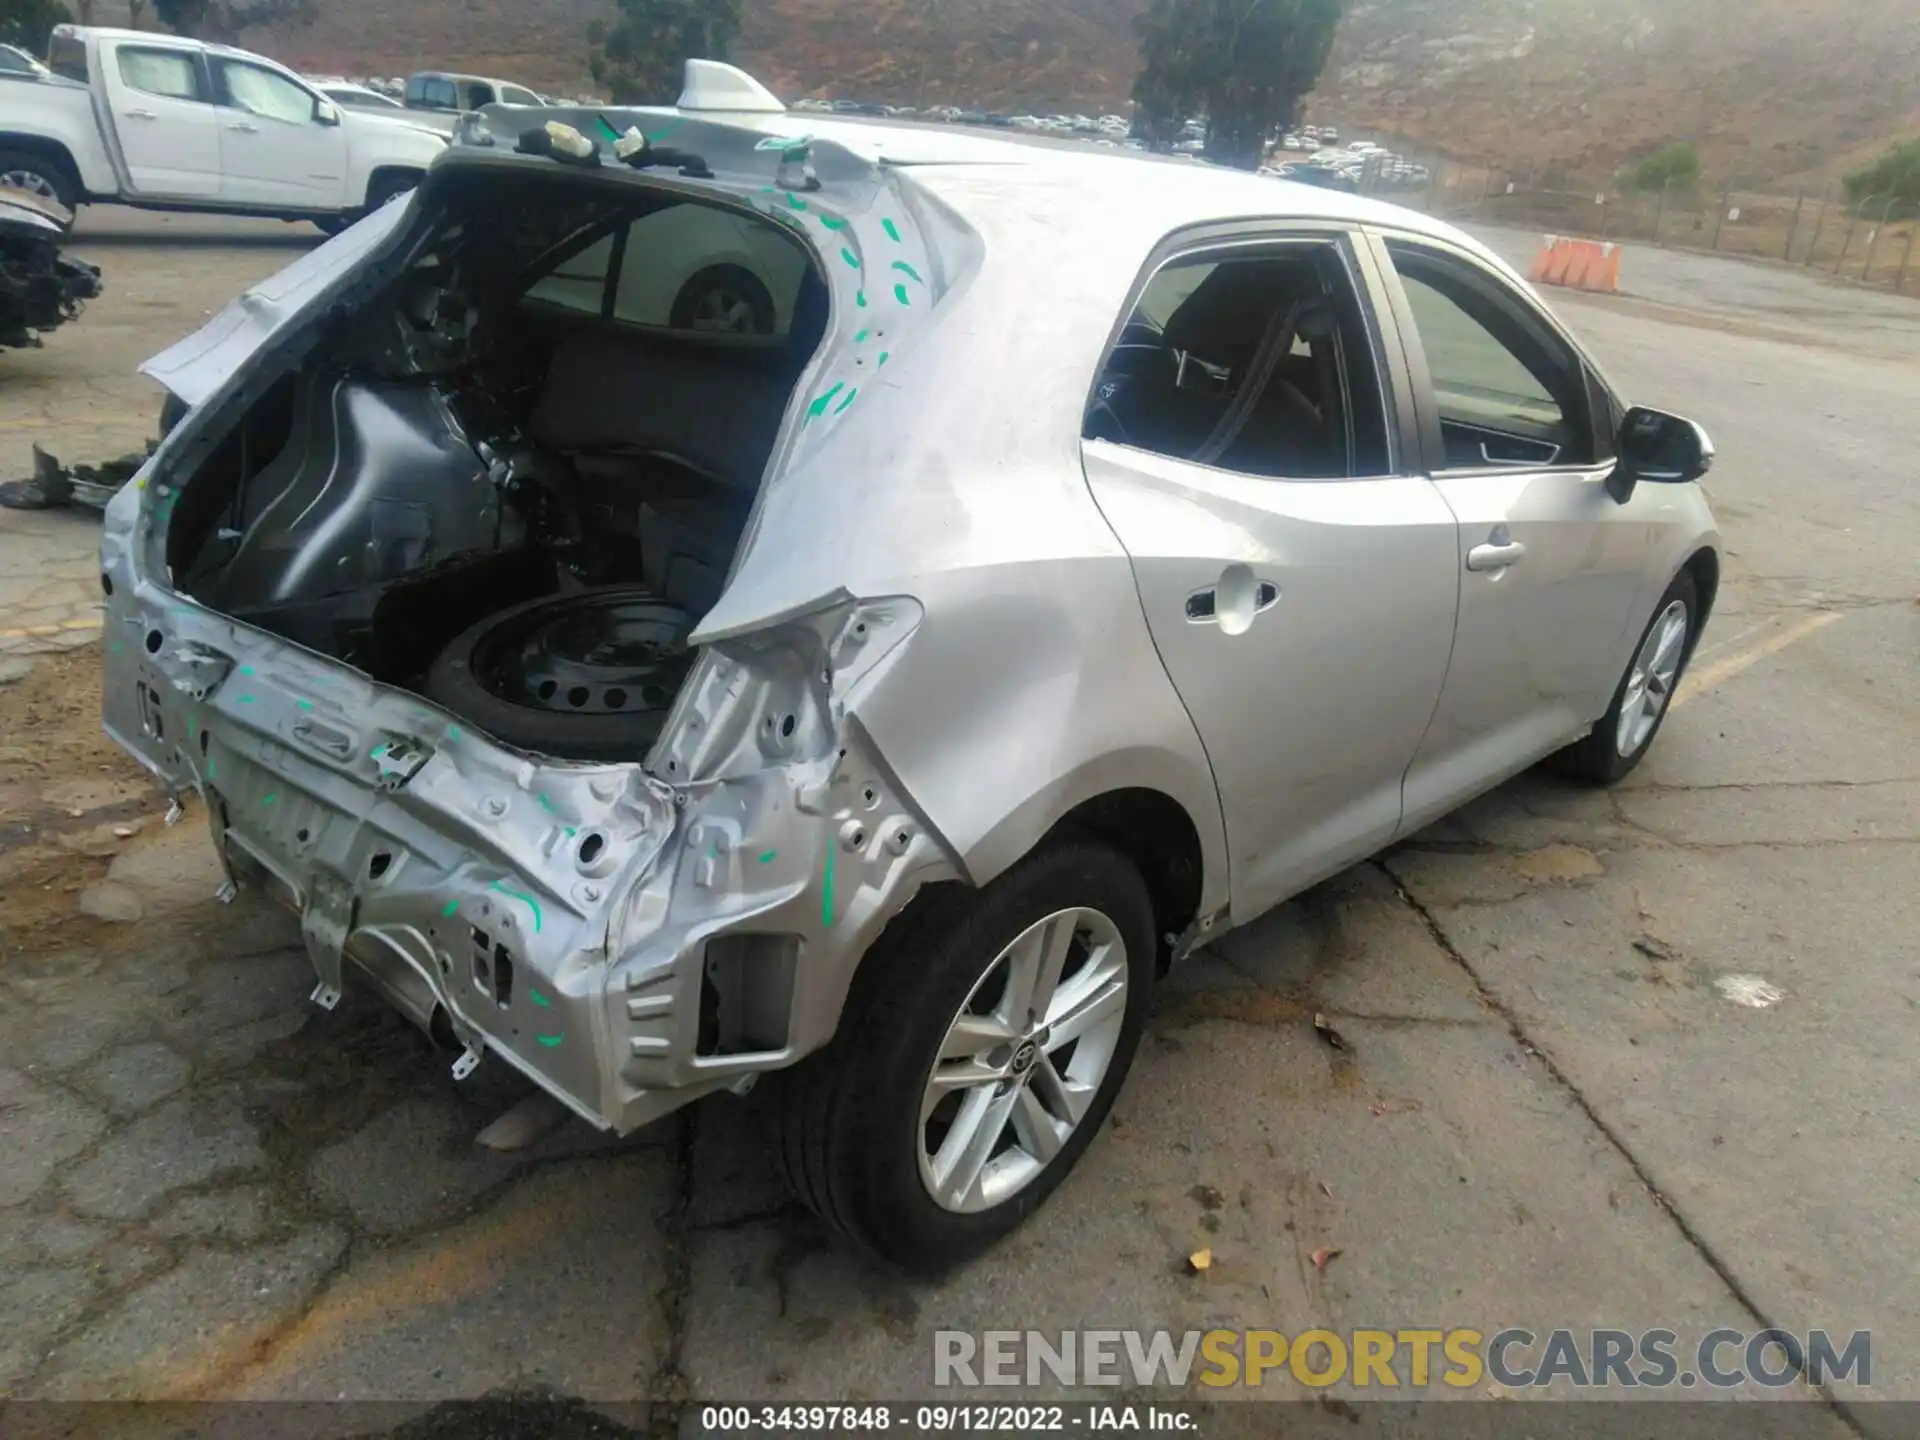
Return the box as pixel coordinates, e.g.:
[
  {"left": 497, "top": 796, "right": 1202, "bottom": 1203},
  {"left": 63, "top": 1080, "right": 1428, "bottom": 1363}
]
[{"left": 1674, "top": 611, "right": 1842, "bottom": 710}]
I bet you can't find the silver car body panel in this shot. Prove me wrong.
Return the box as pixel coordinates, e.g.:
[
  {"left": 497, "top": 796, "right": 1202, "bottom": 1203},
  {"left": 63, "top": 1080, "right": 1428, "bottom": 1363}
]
[{"left": 103, "top": 105, "right": 1716, "bottom": 1134}]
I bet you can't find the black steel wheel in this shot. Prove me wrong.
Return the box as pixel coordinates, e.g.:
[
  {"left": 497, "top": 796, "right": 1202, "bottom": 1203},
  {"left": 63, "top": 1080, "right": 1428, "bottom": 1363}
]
[{"left": 425, "top": 586, "right": 694, "bottom": 760}]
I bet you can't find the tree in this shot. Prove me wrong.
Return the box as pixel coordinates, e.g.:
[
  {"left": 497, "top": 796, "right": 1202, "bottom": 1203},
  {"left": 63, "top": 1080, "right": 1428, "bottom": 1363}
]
[
  {"left": 0, "top": 0, "right": 68, "bottom": 52},
  {"left": 1845, "top": 139, "right": 1920, "bottom": 217},
  {"left": 152, "top": 0, "right": 312, "bottom": 42},
  {"left": 588, "top": 0, "right": 740, "bottom": 106},
  {"left": 1132, "top": 0, "right": 1345, "bottom": 169},
  {"left": 1628, "top": 143, "right": 1700, "bottom": 192}
]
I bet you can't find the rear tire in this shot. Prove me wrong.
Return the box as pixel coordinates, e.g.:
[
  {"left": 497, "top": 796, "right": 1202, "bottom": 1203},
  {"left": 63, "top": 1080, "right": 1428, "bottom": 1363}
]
[
  {"left": 1550, "top": 569, "right": 1700, "bottom": 785},
  {"left": 774, "top": 841, "right": 1155, "bottom": 1273}
]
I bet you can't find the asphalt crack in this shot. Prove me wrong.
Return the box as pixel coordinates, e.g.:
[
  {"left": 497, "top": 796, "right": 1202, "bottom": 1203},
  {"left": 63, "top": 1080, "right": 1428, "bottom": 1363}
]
[{"left": 1372, "top": 857, "right": 1869, "bottom": 1436}]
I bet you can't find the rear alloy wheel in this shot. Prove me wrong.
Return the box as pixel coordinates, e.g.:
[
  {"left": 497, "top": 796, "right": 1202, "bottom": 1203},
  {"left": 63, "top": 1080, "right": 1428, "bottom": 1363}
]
[
  {"left": 425, "top": 586, "right": 693, "bottom": 761},
  {"left": 1551, "top": 568, "right": 1700, "bottom": 785},
  {"left": 774, "top": 841, "right": 1155, "bottom": 1272}
]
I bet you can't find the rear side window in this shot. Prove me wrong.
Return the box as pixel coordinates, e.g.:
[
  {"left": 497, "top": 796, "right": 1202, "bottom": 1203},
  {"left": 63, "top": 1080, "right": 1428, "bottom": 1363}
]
[
  {"left": 1085, "top": 239, "right": 1392, "bottom": 480},
  {"left": 118, "top": 47, "right": 202, "bottom": 102},
  {"left": 522, "top": 202, "right": 815, "bottom": 340},
  {"left": 49, "top": 31, "right": 89, "bottom": 83}
]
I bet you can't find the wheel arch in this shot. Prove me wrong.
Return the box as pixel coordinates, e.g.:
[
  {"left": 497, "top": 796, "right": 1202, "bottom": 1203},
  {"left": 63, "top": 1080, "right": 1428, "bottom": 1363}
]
[
  {"left": 363, "top": 165, "right": 426, "bottom": 209},
  {"left": 0, "top": 135, "right": 83, "bottom": 197},
  {"left": 1681, "top": 545, "right": 1720, "bottom": 638},
  {"left": 1034, "top": 787, "right": 1205, "bottom": 973}
]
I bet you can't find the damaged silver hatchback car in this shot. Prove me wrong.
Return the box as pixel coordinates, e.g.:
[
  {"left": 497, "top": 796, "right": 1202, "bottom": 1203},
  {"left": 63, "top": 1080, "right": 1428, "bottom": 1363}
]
[{"left": 101, "top": 64, "right": 1720, "bottom": 1271}]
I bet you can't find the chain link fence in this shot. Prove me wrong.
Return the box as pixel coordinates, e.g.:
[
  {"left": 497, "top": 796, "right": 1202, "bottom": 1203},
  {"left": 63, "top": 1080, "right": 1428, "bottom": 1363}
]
[{"left": 1340, "top": 152, "right": 1919, "bottom": 299}]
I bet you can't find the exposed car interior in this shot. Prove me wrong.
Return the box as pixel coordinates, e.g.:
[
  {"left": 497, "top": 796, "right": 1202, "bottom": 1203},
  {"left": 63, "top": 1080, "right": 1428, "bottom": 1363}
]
[
  {"left": 166, "top": 167, "right": 827, "bottom": 760},
  {"left": 1084, "top": 243, "right": 1391, "bottom": 479}
]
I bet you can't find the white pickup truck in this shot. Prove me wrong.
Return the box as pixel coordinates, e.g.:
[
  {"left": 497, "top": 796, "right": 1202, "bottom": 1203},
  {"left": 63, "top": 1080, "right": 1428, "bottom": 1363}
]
[{"left": 0, "top": 25, "right": 446, "bottom": 231}]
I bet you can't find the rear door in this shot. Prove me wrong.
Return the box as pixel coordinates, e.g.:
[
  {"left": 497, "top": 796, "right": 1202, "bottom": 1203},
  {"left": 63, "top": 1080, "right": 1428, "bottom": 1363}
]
[
  {"left": 99, "top": 40, "right": 220, "bottom": 198},
  {"left": 1373, "top": 232, "right": 1657, "bottom": 833},
  {"left": 1081, "top": 226, "right": 1460, "bottom": 919},
  {"left": 209, "top": 56, "right": 348, "bottom": 209}
]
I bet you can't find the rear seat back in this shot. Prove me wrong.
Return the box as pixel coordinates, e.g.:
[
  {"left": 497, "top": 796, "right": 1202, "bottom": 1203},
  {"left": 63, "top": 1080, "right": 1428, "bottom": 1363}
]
[{"left": 529, "top": 330, "right": 794, "bottom": 488}]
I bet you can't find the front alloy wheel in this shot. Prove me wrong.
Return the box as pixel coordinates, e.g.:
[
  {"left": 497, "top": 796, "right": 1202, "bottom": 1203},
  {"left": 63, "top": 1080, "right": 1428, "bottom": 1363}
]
[
  {"left": 1551, "top": 567, "right": 1700, "bottom": 784},
  {"left": 774, "top": 842, "right": 1156, "bottom": 1272}
]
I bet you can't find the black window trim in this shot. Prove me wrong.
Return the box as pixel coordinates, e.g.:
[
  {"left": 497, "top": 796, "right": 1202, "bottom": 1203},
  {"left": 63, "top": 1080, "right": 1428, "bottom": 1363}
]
[
  {"left": 1363, "top": 226, "right": 1622, "bottom": 479},
  {"left": 1081, "top": 220, "right": 1414, "bottom": 484},
  {"left": 116, "top": 42, "right": 212, "bottom": 105}
]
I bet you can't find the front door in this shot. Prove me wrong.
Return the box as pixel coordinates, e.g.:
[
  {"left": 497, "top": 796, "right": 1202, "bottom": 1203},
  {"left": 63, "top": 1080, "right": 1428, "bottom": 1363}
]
[
  {"left": 100, "top": 42, "right": 220, "bottom": 198},
  {"left": 209, "top": 56, "right": 348, "bottom": 210},
  {"left": 1377, "top": 235, "right": 1658, "bottom": 833},
  {"left": 1081, "top": 233, "right": 1460, "bottom": 919}
]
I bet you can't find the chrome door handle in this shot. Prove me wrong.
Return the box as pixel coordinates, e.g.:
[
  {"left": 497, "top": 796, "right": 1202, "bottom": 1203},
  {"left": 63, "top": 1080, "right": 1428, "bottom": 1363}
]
[
  {"left": 1466, "top": 541, "right": 1527, "bottom": 572},
  {"left": 124, "top": 107, "right": 158, "bottom": 119},
  {"left": 226, "top": 120, "right": 259, "bottom": 132}
]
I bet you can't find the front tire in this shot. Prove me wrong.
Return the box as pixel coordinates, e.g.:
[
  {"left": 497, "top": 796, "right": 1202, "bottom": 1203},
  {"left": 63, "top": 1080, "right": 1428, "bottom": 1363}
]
[
  {"left": 1551, "top": 569, "right": 1700, "bottom": 785},
  {"left": 775, "top": 841, "right": 1155, "bottom": 1272},
  {"left": 0, "top": 149, "right": 79, "bottom": 223}
]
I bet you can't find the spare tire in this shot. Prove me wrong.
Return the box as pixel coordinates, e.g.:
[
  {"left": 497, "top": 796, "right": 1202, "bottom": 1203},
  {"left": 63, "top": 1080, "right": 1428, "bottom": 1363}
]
[{"left": 425, "top": 587, "right": 695, "bottom": 761}]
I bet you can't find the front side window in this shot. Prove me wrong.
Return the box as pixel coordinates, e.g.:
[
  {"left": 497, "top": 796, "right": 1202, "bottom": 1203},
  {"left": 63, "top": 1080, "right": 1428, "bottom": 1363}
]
[
  {"left": 1085, "top": 238, "right": 1392, "bottom": 480},
  {"left": 499, "top": 85, "right": 541, "bottom": 106},
  {"left": 215, "top": 60, "right": 316, "bottom": 125},
  {"left": 118, "top": 47, "right": 202, "bottom": 102},
  {"left": 1385, "top": 241, "right": 1595, "bottom": 469}
]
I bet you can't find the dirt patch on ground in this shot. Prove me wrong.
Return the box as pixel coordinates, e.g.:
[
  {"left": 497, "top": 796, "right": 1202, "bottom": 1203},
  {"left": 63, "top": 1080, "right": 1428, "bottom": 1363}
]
[{"left": 0, "top": 644, "right": 167, "bottom": 953}]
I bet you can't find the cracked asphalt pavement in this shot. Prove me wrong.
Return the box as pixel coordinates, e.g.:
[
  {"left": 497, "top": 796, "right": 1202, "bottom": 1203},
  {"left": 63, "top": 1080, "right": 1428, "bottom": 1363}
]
[{"left": 0, "top": 210, "right": 1914, "bottom": 1436}]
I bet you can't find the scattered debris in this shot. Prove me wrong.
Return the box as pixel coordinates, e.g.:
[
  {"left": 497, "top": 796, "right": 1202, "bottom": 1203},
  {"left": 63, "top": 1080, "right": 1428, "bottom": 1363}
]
[
  {"left": 0, "top": 186, "right": 101, "bottom": 350},
  {"left": 1633, "top": 935, "right": 1681, "bottom": 962},
  {"left": 1186, "top": 1247, "right": 1213, "bottom": 1274},
  {"left": 1310, "top": 1245, "right": 1342, "bottom": 1271},
  {"left": 1715, "top": 974, "right": 1785, "bottom": 1009},
  {"left": 1368, "top": 1098, "right": 1422, "bottom": 1118},
  {"left": 475, "top": 1092, "right": 570, "bottom": 1152},
  {"left": 0, "top": 441, "right": 152, "bottom": 513},
  {"left": 1187, "top": 1183, "right": 1225, "bottom": 1211},
  {"left": 1312, "top": 1012, "right": 1349, "bottom": 1051},
  {"left": 1317, "top": 1179, "right": 1334, "bottom": 1200}
]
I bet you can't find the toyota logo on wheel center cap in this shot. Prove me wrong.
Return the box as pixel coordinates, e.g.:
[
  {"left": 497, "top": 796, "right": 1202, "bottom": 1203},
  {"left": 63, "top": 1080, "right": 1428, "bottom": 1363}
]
[{"left": 1010, "top": 1040, "right": 1038, "bottom": 1075}]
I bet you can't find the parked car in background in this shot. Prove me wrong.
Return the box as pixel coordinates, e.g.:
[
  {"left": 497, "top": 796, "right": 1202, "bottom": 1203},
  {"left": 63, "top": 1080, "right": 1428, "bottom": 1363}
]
[
  {"left": 403, "top": 70, "right": 544, "bottom": 132},
  {"left": 1275, "top": 161, "right": 1359, "bottom": 193},
  {"left": 310, "top": 78, "right": 405, "bottom": 112},
  {"left": 1, "top": 26, "right": 445, "bottom": 231}
]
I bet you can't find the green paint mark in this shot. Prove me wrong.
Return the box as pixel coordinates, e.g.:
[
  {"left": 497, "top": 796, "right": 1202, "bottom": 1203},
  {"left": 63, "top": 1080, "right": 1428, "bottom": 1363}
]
[
  {"left": 237, "top": 694, "right": 256, "bottom": 705},
  {"left": 882, "top": 217, "right": 902, "bottom": 242},
  {"left": 818, "top": 214, "right": 848, "bottom": 231},
  {"left": 854, "top": 328, "right": 869, "bottom": 342},
  {"left": 370, "top": 743, "right": 389, "bottom": 762},
  {"left": 839, "top": 247, "right": 860, "bottom": 269},
  {"left": 537, "top": 792, "right": 556, "bottom": 814},
  {"left": 878, "top": 351, "right": 891, "bottom": 367},
  {"left": 890, "top": 260, "right": 923, "bottom": 284},
  {"left": 536, "top": 1033, "right": 565, "bottom": 1048},
  {"left": 238, "top": 664, "right": 256, "bottom": 677},
  {"left": 821, "top": 846, "right": 837, "bottom": 928},
  {"left": 109, "top": 641, "right": 124, "bottom": 654},
  {"left": 187, "top": 717, "right": 197, "bottom": 738},
  {"left": 894, "top": 283, "right": 912, "bottom": 306},
  {"left": 804, "top": 382, "right": 845, "bottom": 423},
  {"left": 833, "top": 387, "right": 859, "bottom": 414},
  {"left": 296, "top": 699, "right": 313, "bottom": 712},
  {"left": 490, "top": 880, "right": 544, "bottom": 933},
  {"left": 564, "top": 826, "right": 577, "bottom": 837},
  {"left": 596, "top": 115, "right": 623, "bottom": 141},
  {"left": 758, "top": 849, "right": 777, "bottom": 864},
  {"left": 529, "top": 988, "right": 552, "bottom": 1008},
  {"left": 261, "top": 792, "right": 277, "bottom": 808},
  {"left": 442, "top": 899, "right": 460, "bottom": 918},
  {"left": 205, "top": 758, "right": 216, "bottom": 781},
  {"left": 786, "top": 193, "right": 809, "bottom": 212},
  {"left": 855, "top": 289, "right": 868, "bottom": 308},
  {"left": 445, "top": 724, "right": 463, "bottom": 742}
]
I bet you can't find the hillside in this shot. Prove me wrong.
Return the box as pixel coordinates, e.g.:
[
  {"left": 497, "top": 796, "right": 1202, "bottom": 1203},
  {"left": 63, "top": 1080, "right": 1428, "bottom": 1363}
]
[{"left": 123, "top": 0, "right": 1920, "bottom": 183}]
